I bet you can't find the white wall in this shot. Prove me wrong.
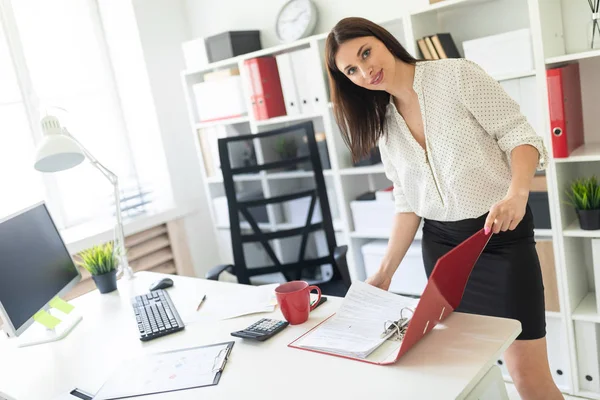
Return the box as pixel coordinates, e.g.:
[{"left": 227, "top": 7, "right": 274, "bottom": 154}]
[
  {"left": 129, "top": 0, "right": 222, "bottom": 277},
  {"left": 184, "top": 0, "right": 424, "bottom": 49}
]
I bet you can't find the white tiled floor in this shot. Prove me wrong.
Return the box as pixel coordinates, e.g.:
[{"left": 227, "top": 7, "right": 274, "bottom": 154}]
[{"left": 505, "top": 383, "right": 586, "bottom": 400}]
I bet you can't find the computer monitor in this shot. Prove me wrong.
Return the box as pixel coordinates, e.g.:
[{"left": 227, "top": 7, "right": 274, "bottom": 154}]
[{"left": 0, "top": 202, "right": 82, "bottom": 347}]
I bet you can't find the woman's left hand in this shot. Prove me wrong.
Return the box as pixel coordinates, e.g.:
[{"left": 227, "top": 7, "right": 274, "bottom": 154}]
[{"left": 484, "top": 191, "right": 529, "bottom": 235}]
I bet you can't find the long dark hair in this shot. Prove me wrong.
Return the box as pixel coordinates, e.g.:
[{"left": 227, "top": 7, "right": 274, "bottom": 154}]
[{"left": 325, "top": 17, "right": 418, "bottom": 161}]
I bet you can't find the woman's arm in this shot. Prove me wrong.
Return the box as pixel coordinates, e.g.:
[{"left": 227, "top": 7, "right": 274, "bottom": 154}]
[
  {"left": 484, "top": 144, "right": 539, "bottom": 234},
  {"left": 366, "top": 212, "right": 421, "bottom": 290}
]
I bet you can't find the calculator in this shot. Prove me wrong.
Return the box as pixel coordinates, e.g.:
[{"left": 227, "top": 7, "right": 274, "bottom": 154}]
[{"left": 230, "top": 318, "right": 289, "bottom": 341}]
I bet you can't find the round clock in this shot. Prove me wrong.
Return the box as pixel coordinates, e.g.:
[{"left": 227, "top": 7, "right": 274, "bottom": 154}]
[{"left": 275, "top": 0, "right": 318, "bottom": 43}]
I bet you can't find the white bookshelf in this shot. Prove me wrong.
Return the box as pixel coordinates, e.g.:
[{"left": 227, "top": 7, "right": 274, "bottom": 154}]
[{"left": 181, "top": 0, "right": 600, "bottom": 396}]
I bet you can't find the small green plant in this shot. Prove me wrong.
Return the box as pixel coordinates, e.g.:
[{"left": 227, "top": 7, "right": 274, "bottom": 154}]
[
  {"left": 77, "top": 242, "right": 118, "bottom": 276},
  {"left": 274, "top": 137, "right": 298, "bottom": 159},
  {"left": 565, "top": 176, "right": 600, "bottom": 210}
]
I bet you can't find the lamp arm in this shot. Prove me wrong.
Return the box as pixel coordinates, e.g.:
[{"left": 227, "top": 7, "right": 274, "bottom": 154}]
[{"left": 63, "top": 129, "right": 134, "bottom": 279}]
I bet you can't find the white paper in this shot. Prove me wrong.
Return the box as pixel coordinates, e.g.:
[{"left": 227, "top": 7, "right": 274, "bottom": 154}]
[
  {"left": 93, "top": 343, "right": 230, "bottom": 400},
  {"left": 194, "top": 283, "right": 278, "bottom": 321},
  {"left": 299, "top": 281, "right": 419, "bottom": 358}
]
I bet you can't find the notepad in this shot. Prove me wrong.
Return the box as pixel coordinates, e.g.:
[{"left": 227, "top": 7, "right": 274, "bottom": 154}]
[{"left": 296, "top": 281, "right": 419, "bottom": 359}]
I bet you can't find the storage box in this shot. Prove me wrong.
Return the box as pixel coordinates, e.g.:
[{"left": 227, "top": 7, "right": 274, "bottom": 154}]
[
  {"left": 182, "top": 37, "right": 209, "bottom": 71},
  {"left": 546, "top": 318, "right": 570, "bottom": 389},
  {"left": 528, "top": 191, "right": 551, "bottom": 229},
  {"left": 362, "top": 240, "right": 427, "bottom": 296},
  {"left": 283, "top": 197, "right": 322, "bottom": 226},
  {"left": 350, "top": 199, "right": 395, "bottom": 233},
  {"left": 205, "top": 31, "right": 262, "bottom": 63},
  {"left": 463, "top": 29, "right": 533, "bottom": 77},
  {"left": 212, "top": 192, "right": 269, "bottom": 227},
  {"left": 193, "top": 76, "right": 247, "bottom": 122}
]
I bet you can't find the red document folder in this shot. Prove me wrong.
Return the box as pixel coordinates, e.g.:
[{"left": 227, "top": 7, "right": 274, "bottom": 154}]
[
  {"left": 244, "top": 57, "right": 286, "bottom": 120},
  {"left": 546, "top": 63, "right": 584, "bottom": 158},
  {"left": 289, "top": 228, "right": 492, "bottom": 365}
]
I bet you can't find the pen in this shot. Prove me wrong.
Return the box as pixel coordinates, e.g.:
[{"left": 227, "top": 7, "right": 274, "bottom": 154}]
[{"left": 196, "top": 294, "right": 206, "bottom": 311}]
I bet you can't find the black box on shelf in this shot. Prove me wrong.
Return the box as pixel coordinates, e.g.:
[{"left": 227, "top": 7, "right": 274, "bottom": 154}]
[
  {"left": 205, "top": 31, "right": 262, "bottom": 63},
  {"left": 528, "top": 192, "right": 551, "bottom": 229},
  {"left": 353, "top": 147, "right": 381, "bottom": 167}
]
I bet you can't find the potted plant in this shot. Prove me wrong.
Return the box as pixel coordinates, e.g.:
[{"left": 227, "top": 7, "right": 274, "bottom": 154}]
[
  {"left": 77, "top": 242, "right": 120, "bottom": 293},
  {"left": 274, "top": 137, "right": 298, "bottom": 170},
  {"left": 566, "top": 176, "right": 600, "bottom": 230}
]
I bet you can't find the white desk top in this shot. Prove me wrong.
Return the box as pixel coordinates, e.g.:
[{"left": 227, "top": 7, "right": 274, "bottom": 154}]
[{"left": 0, "top": 272, "right": 520, "bottom": 400}]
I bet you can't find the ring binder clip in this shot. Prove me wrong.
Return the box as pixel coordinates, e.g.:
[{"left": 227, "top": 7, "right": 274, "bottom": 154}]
[{"left": 381, "top": 307, "right": 414, "bottom": 340}]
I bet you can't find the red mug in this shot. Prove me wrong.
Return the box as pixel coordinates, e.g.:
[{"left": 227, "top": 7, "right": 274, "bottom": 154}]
[{"left": 275, "top": 281, "right": 322, "bottom": 325}]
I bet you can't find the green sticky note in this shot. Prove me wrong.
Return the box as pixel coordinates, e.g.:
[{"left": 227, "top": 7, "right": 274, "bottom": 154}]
[
  {"left": 33, "top": 310, "right": 61, "bottom": 330},
  {"left": 49, "top": 297, "right": 74, "bottom": 314}
]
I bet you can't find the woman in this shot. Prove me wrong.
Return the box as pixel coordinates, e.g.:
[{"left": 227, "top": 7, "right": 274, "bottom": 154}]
[{"left": 325, "top": 17, "right": 562, "bottom": 400}]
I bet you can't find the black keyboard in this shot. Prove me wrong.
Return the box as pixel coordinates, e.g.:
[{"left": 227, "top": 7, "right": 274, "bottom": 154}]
[{"left": 131, "top": 289, "right": 184, "bottom": 341}]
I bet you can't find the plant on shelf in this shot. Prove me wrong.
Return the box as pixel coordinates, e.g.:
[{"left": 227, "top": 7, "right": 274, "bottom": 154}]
[
  {"left": 273, "top": 136, "right": 298, "bottom": 170},
  {"left": 76, "top": 242, "right": 120, "bottom": 294},
  {"left": 565, "top": 176, "right": 600, "bottom": 230}
]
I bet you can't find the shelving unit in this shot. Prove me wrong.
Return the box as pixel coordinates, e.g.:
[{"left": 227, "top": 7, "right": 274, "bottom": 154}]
[{"left": 181, "top": 0, "right": 600, "bottom": 396}]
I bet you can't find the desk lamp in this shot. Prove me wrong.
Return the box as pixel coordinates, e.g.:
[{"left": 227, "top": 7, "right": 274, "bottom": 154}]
[{"left": 33, "top": 115, "right": 134, "bottom": 279}]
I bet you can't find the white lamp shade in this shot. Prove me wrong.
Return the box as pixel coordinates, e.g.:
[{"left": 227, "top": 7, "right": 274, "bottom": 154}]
[{"left": 34, "top": 134, "right": 85, "bottom": 172}]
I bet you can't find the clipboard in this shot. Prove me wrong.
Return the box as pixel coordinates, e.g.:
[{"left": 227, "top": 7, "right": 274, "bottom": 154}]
[
  {"left": 289, "top": 228, "right": 492, "bottom": 365},
  {"left": 93, "top": 341, "right": 234, "bottom": 399}
]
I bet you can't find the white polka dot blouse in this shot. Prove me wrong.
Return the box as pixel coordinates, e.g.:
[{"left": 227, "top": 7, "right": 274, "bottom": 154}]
[{"left": 378, "top": 58, "right": 548, "bottom": 222}]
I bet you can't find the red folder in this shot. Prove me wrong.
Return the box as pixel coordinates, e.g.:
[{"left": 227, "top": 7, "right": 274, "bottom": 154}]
[
  {"left": 546, "top": 63, "right": 584, "bottom": 158},
  {"left": 289, "top": 228, "right": 492, "bottom": 365},
  {"left": 244, "top": 57, "right": 287, "bottom": 120}
]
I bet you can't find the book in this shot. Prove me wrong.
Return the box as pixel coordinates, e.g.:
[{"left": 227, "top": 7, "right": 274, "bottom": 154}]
[
  {"left": 417, "top": 38, "right": 433, "bottom": 59},
  {"left": 430, "top": 33, "right": 461, "bottom": 58},
  {"left": 424, "top": 36, "right": 440, "bottom": 59}
]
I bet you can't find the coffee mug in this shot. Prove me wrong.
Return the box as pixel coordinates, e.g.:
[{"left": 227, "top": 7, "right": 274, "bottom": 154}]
[{"left": 275, "top": 281, "right": 322, "bottom": 325}]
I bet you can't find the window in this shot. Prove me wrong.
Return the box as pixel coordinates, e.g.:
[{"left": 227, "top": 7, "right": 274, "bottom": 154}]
[
  {"left": 0, "top": 11, "right": 44, "bottom": 219},
  {"left": 0, "top": 0, "right": 172, "bottom": 228}
]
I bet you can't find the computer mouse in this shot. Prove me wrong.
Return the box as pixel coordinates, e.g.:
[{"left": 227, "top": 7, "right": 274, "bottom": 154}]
[{"left": 149, "top": 277, "right": 174, "bottom": 291}]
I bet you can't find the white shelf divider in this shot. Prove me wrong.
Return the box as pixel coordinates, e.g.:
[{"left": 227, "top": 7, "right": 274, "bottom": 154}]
[
  {"left": 493, "top": 70, "right": 536, "bottom": 82},
  {"left": 563, "top": 220, "right": 600, "bottom": 238},
  {"left": 253, "top": 110, "right": 325, "bottom": 127},
  {"left": 572, "top": 292, "right": 600, "bottom": 323},
  {"left": 409, "top": 0, "right": 494, "bottom": 16},
  {"left": 553, "top": 143, "right": 600, "bottom": 163},
  {"left": 339, "top": 165, "right": 386, "bottom": 175},
  {"left": 546, "top": 49, "right": 600, "bottom": 65},
  {"left": 195, "top": 116, "right": 250, "bottom": 130}
]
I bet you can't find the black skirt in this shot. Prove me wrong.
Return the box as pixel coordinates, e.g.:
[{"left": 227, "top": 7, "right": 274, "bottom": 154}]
[{"left": 421, "top": 205, "right": 546, "bottom": 340}]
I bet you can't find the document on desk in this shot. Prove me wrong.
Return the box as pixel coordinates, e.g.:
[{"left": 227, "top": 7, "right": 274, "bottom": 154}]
[
  {"left": 294, "top": 281, "right": 419, "bottom": 359},
  {"left": 197, "top": 283, "right": 278, "bottom": 320},
  {"left": 93, "top": 342, "right": 234, "bottom": 399}
]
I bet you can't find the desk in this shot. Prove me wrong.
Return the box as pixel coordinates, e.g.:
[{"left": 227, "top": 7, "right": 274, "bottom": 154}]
[{"left": 0, "top": 272, "right": 520, "bottom": 399}]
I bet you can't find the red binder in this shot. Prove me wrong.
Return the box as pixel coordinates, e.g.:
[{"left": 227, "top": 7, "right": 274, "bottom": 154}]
[
  {"left": 244, "top": 57, "right": 286, "bottom": 120},
  {"left": 546, "top": 63, "right": 584, "bottom": 158},
  {"left": 289, "top": 228, "right": 492, "bottom": 365}
]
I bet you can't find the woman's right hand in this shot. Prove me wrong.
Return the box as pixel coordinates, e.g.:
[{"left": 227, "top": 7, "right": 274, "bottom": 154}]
[{"left": 365, "top": 270, "right": 393, "bottom": 291}]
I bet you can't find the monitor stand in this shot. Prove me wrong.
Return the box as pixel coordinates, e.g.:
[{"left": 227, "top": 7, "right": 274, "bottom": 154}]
[{"left": 16, "top": 298, "right": 83, "bottom": 348}]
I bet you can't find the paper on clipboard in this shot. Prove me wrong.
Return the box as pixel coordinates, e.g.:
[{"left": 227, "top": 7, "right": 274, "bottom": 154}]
[{"left": 92, "top": 342, "right": 234, "bottom": 399}]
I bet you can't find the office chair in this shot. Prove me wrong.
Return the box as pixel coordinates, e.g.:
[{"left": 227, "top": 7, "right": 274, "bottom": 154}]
[{"left": 206, "top": 121, "right": 351, "bottom": 297}]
